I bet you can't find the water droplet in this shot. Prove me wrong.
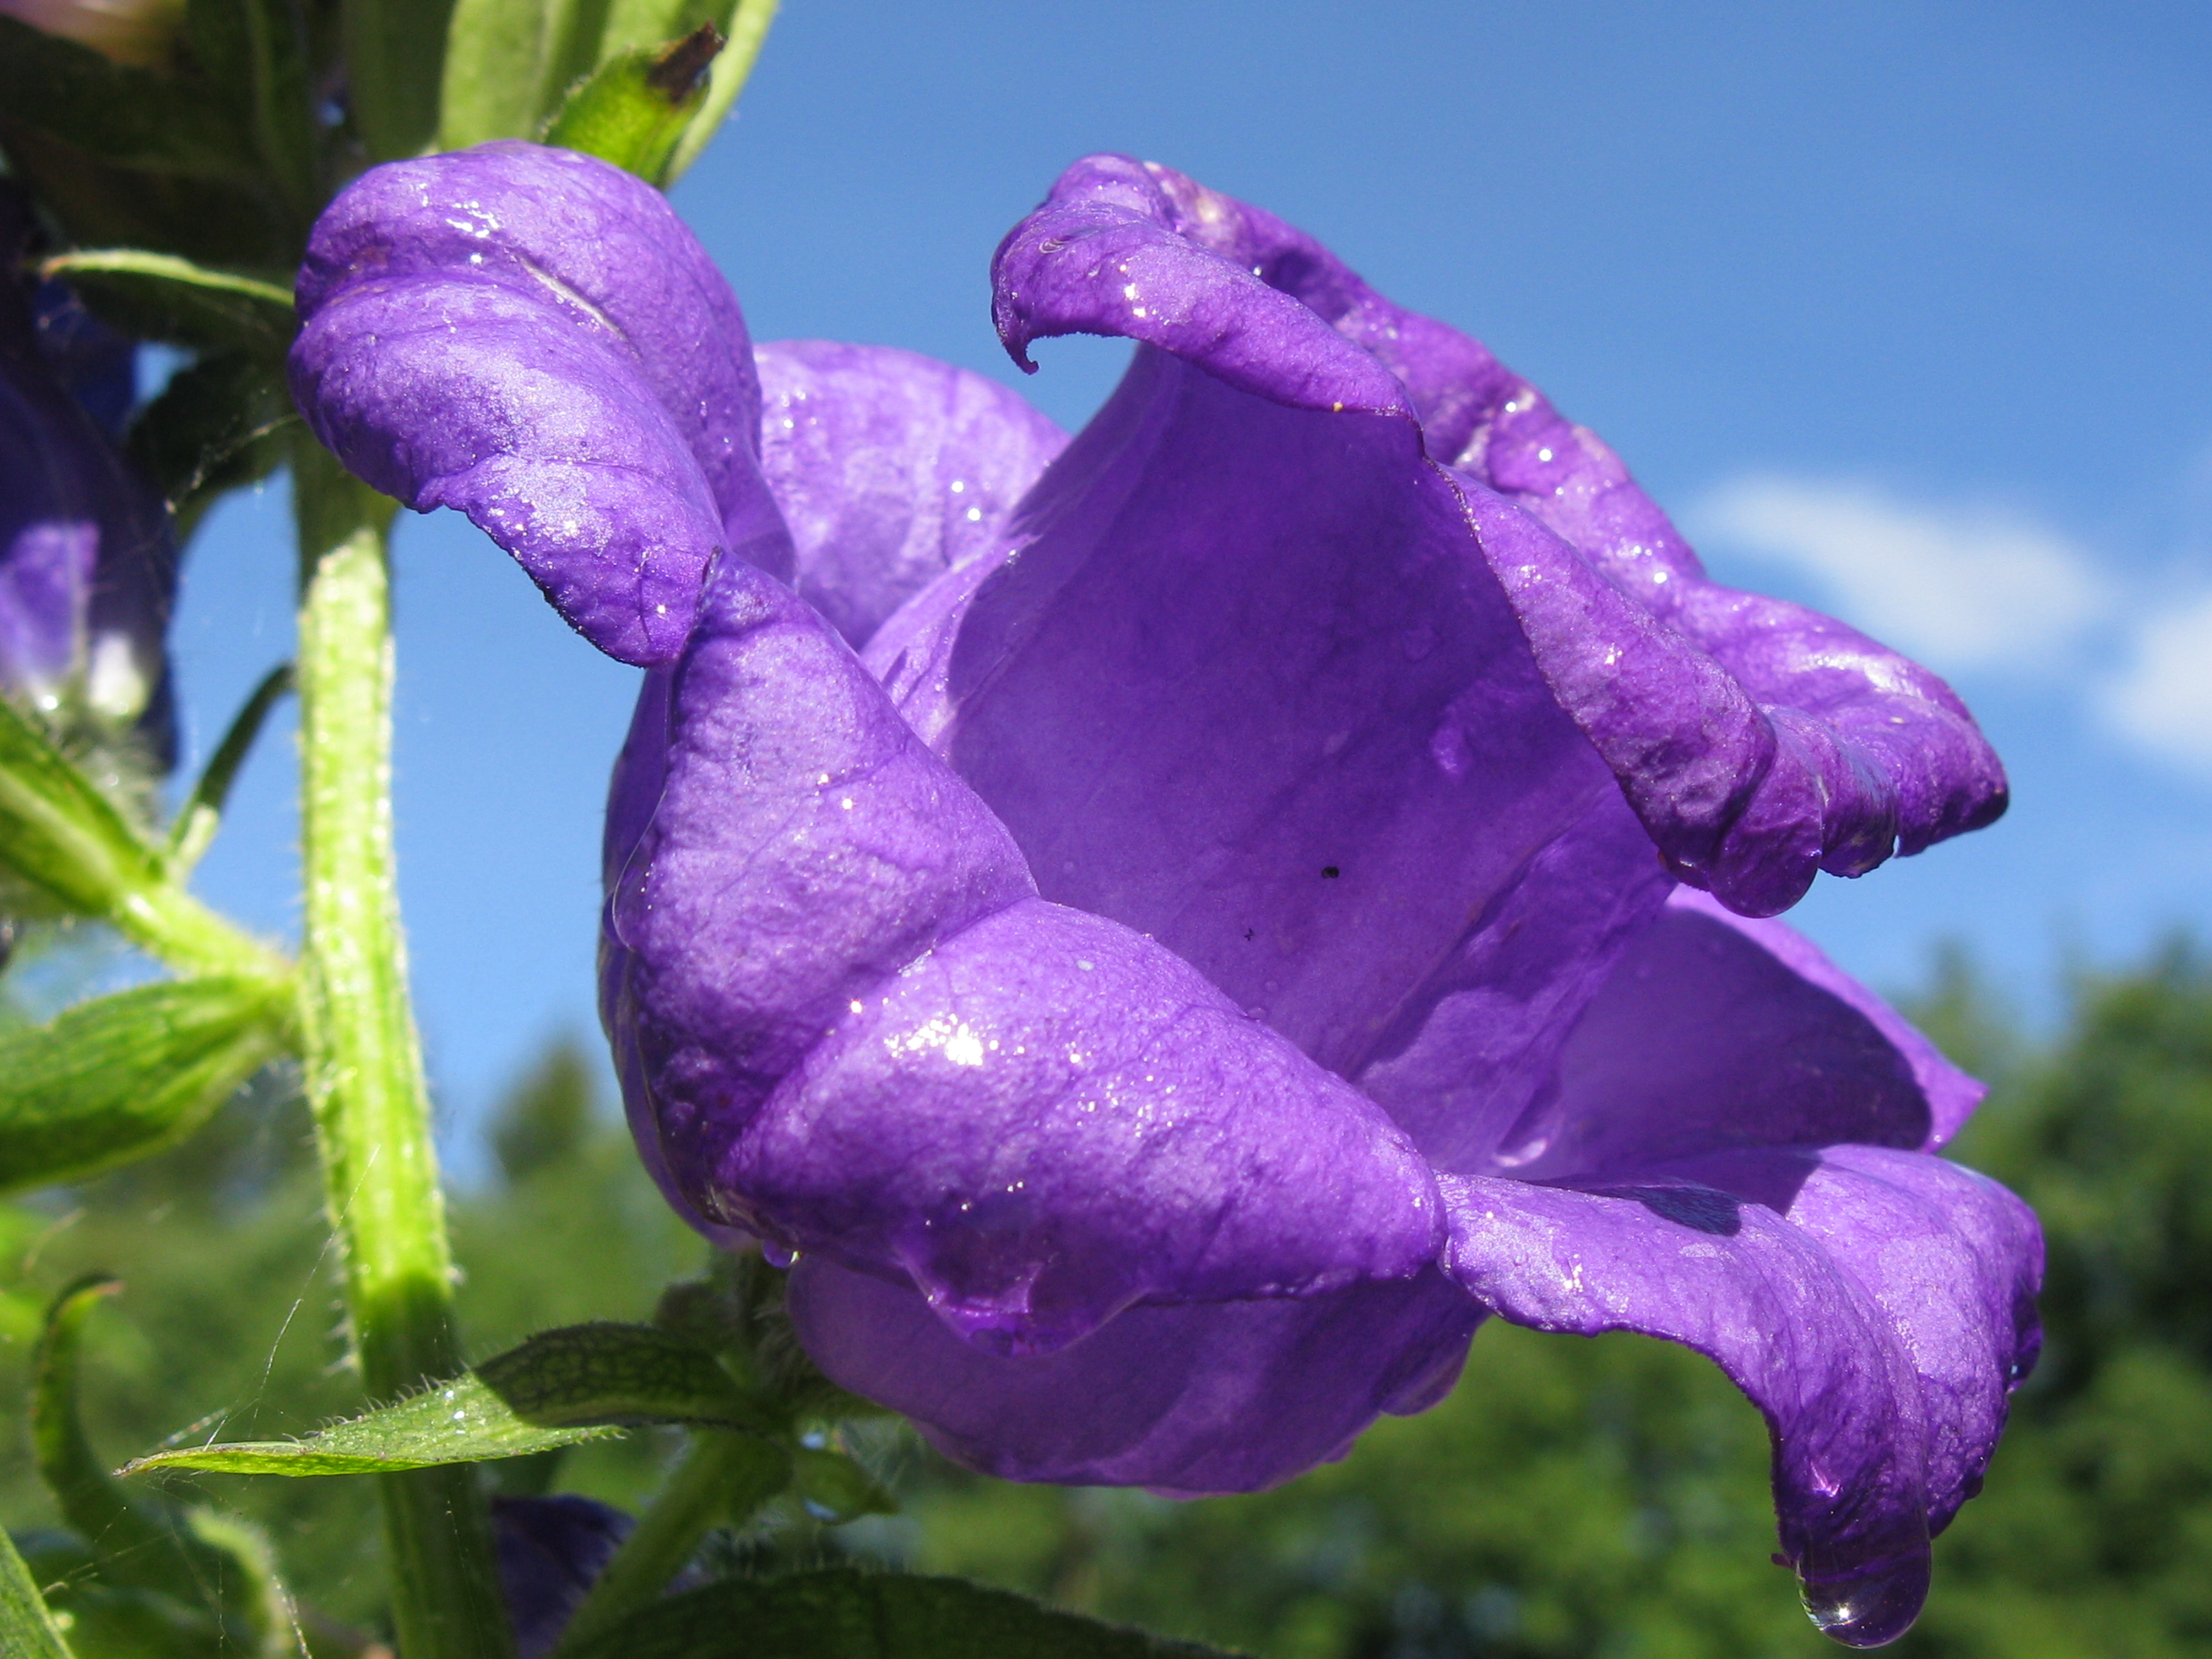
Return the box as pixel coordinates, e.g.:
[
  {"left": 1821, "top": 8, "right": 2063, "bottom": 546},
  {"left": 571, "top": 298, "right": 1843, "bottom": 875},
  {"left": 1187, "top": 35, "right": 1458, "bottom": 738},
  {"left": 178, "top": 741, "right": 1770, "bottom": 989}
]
[
  {"left": 1797, "top": 1551, "right": 1929, "bottom": 1648},
  {"left": 1491, "top": 1084, "right": 1562, "bottom": 1169},
  {"left": 761, "top": 1241, "right": 797, "bottom": 1269}
]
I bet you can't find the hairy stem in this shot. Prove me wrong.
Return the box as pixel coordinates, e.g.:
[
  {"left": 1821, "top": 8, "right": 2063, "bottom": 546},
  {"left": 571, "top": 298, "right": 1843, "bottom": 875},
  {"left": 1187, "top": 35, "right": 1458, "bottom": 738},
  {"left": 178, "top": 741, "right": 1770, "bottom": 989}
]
[{"left": 293, "top": 440, "right": 513, "bottom": 1659}]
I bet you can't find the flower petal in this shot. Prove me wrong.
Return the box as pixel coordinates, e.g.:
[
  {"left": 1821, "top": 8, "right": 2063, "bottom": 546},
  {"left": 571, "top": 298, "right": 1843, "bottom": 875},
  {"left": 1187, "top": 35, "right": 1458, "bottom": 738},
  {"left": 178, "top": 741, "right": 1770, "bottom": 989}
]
[
  {"left": 605, "top": 541, "right": 1443, "bottom": 1355},
  {"left": 291, "top": 143, "right": 788, "bottom": 665},
  {"left": 987, "top": 155, "right": 2005, "bottom": 919},
  {"left": 1348, "top": 789, "right": 1671, "bottom": 1171},
  {"left": 869, "top": 324, "right": 1632, "bottom": 1107},
  {"left": 755, "top": 340, "right": 1065, "bottom": 649},
  {"left": 1441, "top": 1145, "right": 2040, "bottom": 1647},
  {"left": 788, "top": 1255, "right": 1480, "bottom": 1495},
  {"left": 1521, "top": 886, "right": 1985, "bottom": 1178}
]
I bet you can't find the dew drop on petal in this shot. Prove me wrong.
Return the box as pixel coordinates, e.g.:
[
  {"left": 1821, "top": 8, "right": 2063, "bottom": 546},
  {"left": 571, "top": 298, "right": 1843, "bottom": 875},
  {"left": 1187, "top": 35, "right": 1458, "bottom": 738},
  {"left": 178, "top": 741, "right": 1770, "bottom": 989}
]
[{"left": 1797, "top": 1551, "right": 1929, "bottom": 1648}]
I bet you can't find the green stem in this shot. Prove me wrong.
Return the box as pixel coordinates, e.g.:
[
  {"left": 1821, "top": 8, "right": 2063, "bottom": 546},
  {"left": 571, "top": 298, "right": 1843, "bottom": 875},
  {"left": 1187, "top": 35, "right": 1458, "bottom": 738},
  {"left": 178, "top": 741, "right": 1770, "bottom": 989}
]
[
  {"left": 552, "top": 1431, "right": 791, "bottom": 1656},
  {"left": 292, "top": 440, "right": 514, "bottom": 1659}
]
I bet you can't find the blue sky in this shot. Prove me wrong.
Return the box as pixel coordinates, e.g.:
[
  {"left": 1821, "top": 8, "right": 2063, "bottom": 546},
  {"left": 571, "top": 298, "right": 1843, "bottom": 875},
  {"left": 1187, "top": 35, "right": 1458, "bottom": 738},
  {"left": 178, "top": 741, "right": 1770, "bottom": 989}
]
[{"left": 171, "top": 0, "right": 2212, "bottom": 1145}]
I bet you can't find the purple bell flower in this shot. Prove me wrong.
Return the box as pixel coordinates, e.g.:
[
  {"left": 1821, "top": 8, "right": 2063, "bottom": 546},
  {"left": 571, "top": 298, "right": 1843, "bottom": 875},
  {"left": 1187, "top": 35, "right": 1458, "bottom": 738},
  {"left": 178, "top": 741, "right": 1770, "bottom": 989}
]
[
  {"left": 1, "top": 184, "right": 175, "bottom": 758},
  {"left": 290, "top": 143, "right": 2041, "bottom": 1648}
]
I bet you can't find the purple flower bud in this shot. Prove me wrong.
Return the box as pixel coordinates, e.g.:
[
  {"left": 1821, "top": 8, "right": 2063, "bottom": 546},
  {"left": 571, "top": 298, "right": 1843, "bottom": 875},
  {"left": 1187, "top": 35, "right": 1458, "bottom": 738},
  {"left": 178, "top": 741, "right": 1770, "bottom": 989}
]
[
  {"left": 492, "top": 1494, "right": 631, "bottom": 1659},
  {"left": 1, "top": 186, "right": 175, "bottom": 759},
  {"left": 291, "top": 143, "right": 2041, "bottom": 1647}
]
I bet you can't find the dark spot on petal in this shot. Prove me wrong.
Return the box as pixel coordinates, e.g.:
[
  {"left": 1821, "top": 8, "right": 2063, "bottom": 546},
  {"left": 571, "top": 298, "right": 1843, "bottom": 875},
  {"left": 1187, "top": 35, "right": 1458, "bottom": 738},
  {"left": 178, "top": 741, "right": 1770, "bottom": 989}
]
[{"left": 1321, "top": 865, "right": 1340, "bottom": 879}]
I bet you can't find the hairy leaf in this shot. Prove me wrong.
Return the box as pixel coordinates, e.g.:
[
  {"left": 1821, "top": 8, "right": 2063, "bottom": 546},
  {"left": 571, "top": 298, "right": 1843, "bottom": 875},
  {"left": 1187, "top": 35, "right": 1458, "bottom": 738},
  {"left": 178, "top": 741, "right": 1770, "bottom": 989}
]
[
  {"left": 474, "top": 1321, "right": 779, "bottom": 1431},
  {"left": 123, "top": 1321, "right": 778, "bottom": 1477},
  {"left": 564, "top": 1568, "right": 1244, "bottom": 1659},
  {"left": 41, "top": 250, "right": 294, "bottom": 353},
  {"left": 0, "top": 977, "right": 293, "bottom": 1194}
]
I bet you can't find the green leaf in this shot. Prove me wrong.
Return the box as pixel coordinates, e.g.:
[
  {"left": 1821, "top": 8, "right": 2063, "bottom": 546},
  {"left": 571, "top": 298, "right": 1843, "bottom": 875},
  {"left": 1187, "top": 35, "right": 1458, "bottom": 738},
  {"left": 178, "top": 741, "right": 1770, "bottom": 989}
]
[
  {"left": 122, "top": 1372, "right": 618, "bottom": 1478},
  {"left": 40, "top": 250, "right": 295, "bottom": 354},
  {"left": 0, "top": 695, "right": 285, "bottom": 977},
  {"left": 541, "top": 24, "right": 723, "bottom": 185},
  {"left": 0, "top": 977, "right": 294, "bottom": 1194},
  {"left": 439, "top": 0, "right": 617, "bottom": 148},
  {"left": 474, "top": 1321, "right": 779, "bottom": 1431},
  {"left": 122, "top": 1320, "right": 776, "bottom": 1478},
  {"left": 125, "top": 351, "right": 295, "bottom": 540},
  {"left": 343, "top": 0, "right": 459, "bottom": 160},
  {"left": 0, "top": 695, "right": 170, "bottom": 918},
  {"left": 0, "top": 15, "right": 257, "bottom": 179},
  {"left": 790, "top": 1447, "right": 896, "bottom": 1524},
  {"left": 31, "top": 1279, "right": 208, "bottom": 1601},
  {"left": 564, "top": 1568, "right": 1245, "bottom": 1659},
  {"left": 165, "top": 664, "right": 295, "bottom": 875},
  {"left": 30, "top": 1277, "right": 280, "bottom": 1644},
  {"left": 0, "top": 1528, "right": 73, "bottom": 1659}
]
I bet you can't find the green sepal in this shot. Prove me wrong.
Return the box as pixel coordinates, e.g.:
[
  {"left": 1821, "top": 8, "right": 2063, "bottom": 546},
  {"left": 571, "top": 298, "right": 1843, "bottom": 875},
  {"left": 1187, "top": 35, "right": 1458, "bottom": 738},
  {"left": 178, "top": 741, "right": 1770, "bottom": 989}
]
[
  {"left": 0, "top": 1527, "right": 73, "bottom": 1659},
  {"left": 0, "top": 16, "right": 255, "bottom": 180},
  {"left": 40, "top": 251, "right": 294, "bottom": 354},
  {"left": 439, "top": 0, "right": 619, "bottom": 149},
  {"left": 541, "top": 24, "right": 723, "bottom": 186},
  {"left": 562, "top": 1568, "right": 1244, "bottom": 1659},
  {"left": 122, "top": 1319, "right": 780, "bottom": 1478},
  {"left": 662, "top": 0, "right": 772, "bottom": 182},
  {"left": 790, "top": 1446, "right": 897, "bottom": 1524},
  {"left": 589, "top": 0, "right": 773, "bottom": 182},
  {"left": 126, "top": 351, "right": 295, "bottom": 541},
  {"left": 0, "top": 977, "right": 293, "bottom": 1195},
  {"left": 30, "top": 1277, "right": 290, "bottom": 1652},
  {"left": 655, "top": 1250, "right": 889, "bottom": 1423}
]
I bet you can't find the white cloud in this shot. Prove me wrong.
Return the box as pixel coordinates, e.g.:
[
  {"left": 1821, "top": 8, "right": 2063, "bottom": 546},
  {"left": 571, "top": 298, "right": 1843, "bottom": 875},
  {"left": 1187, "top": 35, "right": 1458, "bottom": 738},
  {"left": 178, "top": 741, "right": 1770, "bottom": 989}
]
[
  {"left": 1689, "top": 476, "right": 2104, "bottom": 670},
  {"left": 2101, "top": 589, "right": 2212, "bottom": 772}
]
